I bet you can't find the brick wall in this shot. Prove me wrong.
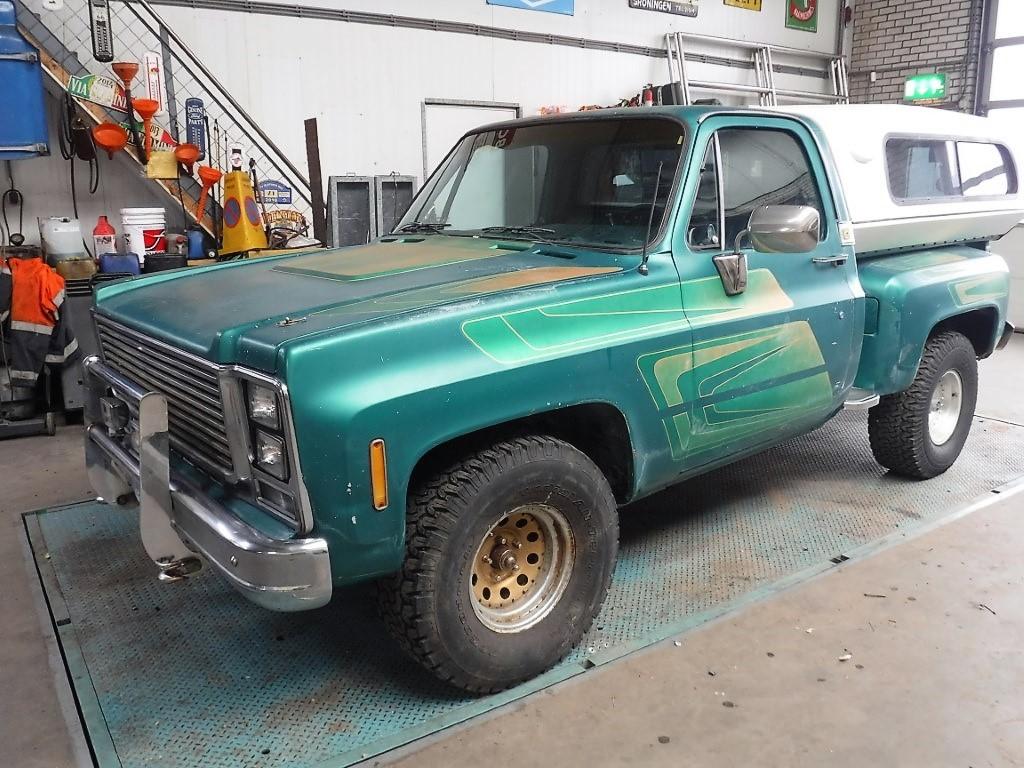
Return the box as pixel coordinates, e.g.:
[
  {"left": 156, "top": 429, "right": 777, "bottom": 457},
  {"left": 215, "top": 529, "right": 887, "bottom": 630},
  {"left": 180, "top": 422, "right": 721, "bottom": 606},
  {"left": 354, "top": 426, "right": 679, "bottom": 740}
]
[{"left": 849, "top": 0, "right": 985, "bottom": 112}]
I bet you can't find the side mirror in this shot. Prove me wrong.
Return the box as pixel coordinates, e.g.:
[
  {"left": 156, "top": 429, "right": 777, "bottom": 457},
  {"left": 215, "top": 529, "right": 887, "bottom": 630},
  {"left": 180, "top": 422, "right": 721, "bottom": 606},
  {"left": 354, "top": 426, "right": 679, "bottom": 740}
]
[{"left": 745, "top": 204, "right": 820, "bottom": 253}]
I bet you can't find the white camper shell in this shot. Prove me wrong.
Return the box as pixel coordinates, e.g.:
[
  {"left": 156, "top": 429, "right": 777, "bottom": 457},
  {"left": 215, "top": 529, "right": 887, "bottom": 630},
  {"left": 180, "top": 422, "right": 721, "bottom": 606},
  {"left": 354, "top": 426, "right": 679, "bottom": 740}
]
[{"left": 774, "top": 105, "right": 1024, "bottom": 255}]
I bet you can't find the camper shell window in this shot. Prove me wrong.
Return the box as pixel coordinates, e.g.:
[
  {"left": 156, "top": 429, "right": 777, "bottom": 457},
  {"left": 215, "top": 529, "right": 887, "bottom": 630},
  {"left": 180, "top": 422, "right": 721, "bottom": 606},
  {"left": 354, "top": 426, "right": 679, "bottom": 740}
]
[{"left": 886, "top": 136, "right": 1018, "bottom": 203}]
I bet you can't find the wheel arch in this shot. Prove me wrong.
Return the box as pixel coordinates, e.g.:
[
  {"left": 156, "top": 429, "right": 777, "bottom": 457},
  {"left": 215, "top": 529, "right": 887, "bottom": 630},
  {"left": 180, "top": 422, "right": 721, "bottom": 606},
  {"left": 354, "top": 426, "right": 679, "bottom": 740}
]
[
  {"left": 408, "top": 402, "right": 636, "bottom": 506},
  {"left": 929, "top": 306, "right": 1001, "bottom": 358}
]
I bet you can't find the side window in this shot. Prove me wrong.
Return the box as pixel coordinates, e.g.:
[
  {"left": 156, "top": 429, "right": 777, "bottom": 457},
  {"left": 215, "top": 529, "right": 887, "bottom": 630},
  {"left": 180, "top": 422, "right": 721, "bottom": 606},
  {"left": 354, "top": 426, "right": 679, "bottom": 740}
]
[
  {"left": 718, "top": 128, "right": 826, "bottom": 248},
  {"left": 886, "top": 138, "right": 960, "bottom": 201},
  {"left": 687, "top": 141, "right": 721, "bottom": 250},
  {"left": 957, "top": 142, "right": 1016, "bottom": 196},
  {"left": 885, "top": 137, "right": 1017, "bottom": 201}
]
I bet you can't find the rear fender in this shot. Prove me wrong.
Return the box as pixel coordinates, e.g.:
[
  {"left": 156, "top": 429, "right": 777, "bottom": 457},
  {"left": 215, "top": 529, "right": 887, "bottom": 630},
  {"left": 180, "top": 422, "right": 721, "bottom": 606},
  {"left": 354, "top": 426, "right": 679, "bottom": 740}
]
[{"left": 854, "top": 247, "right": 1009, "bottom": 395}]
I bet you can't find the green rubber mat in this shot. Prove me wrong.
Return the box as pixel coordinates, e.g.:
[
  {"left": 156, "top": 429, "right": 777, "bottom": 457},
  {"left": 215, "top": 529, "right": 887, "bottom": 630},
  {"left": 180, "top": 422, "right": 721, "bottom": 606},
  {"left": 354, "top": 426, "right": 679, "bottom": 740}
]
[{"left": 24, "top": 413, "right": 1024, "bottom": 768}]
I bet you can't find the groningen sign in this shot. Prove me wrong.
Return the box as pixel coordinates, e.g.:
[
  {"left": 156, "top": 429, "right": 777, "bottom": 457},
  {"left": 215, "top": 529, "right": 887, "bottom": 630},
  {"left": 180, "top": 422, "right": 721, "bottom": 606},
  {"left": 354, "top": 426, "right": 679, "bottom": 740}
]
[{"left": 628, "top": 0, "right": 699, "bottom": 18}]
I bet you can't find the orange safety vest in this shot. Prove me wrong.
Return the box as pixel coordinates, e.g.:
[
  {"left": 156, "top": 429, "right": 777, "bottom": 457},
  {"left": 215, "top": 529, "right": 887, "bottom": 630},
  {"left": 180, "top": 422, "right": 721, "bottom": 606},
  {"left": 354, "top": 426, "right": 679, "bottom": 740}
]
[{"left": 0, "top": 256, "right": 78, "bottom": 385}]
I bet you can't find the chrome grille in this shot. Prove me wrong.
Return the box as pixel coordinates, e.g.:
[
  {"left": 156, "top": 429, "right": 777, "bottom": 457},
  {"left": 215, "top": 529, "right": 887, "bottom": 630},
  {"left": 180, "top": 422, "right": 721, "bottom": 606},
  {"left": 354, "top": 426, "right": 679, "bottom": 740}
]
[{"left": 94, "top": 315, "right": 235, "bottom": 478}]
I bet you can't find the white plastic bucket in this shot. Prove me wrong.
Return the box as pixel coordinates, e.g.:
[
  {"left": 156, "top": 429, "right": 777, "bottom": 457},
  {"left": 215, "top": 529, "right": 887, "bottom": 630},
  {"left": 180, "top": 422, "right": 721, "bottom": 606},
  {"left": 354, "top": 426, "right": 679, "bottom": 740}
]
[
  {"left": 38, "top": 217, "right": 86, "bottom": 261},
  {"left": 121, "top": 207, "right": 167, "bottom": 265}
]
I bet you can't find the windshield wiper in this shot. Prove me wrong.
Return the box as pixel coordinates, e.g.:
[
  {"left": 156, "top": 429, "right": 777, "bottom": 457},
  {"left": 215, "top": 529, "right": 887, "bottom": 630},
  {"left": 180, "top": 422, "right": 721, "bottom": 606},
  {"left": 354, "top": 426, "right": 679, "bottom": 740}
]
[
  {"left": 394, "top": 222, "right": 452, "bottom": 234},
  {"left": 479, "top": 225, "right": 556, "bottom": 242}
]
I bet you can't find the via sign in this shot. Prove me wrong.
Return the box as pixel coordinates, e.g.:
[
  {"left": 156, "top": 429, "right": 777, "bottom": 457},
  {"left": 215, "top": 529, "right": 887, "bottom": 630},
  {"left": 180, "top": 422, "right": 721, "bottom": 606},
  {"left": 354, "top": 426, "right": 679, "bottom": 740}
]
[
  {"left": 487, "top": 0, "right": 574, "bottom": 14},
  {"left": 904, "top": 73, "right": 947, "bottom": 102}
]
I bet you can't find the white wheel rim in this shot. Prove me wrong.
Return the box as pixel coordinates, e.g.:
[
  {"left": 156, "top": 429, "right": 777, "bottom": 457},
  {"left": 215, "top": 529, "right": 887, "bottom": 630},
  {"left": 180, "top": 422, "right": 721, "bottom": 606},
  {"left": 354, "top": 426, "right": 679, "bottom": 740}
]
[
  {"left": 469, "top": 504, "right": 575, "bottom": 634},
  {"left": 929, "top": 369, "right": 963, "bottom": 446}
]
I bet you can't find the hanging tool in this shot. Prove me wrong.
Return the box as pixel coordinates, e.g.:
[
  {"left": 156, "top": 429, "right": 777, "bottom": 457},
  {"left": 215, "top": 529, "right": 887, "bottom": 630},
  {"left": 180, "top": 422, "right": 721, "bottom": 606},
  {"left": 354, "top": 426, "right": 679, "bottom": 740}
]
[
  {"left": 57, "top": 93, "right": 99, "bottom": 248},
  {"left": 111, "top": 62, "right": 146, "bottom": 163},
  {"left": 88, "top": 0, "right": 114, "bottom": 62},
  {"left": 2, "top": 161, "right": 24, "bottom": 246},
  {"left": 212, "top": 119, "right": 222, "bottom": 239}
]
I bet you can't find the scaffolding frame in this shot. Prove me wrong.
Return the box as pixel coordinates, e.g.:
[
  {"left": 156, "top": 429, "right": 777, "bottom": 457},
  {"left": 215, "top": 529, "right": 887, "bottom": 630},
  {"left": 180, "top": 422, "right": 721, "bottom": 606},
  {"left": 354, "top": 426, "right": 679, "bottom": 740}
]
[{"left": 665, "top": 31, "right": 849, "bottom": 107}]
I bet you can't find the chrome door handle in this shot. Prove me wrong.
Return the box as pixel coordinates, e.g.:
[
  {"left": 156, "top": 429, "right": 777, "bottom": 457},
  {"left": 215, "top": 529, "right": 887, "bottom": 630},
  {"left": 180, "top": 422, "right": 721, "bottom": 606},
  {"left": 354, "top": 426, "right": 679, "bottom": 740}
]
[{"left": 811, "top": 255, "right": 848, "bottom": 267}]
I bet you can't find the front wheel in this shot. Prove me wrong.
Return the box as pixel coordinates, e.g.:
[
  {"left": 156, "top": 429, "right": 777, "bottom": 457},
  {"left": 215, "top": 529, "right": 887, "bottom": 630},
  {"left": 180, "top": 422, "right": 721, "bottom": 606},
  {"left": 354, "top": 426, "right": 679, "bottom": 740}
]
[
  {"left": 377, "top": 435, "right": 619, "bottom": 694},
  {"left": 868, "top": 331, "right": 978, "bottom": 479}
]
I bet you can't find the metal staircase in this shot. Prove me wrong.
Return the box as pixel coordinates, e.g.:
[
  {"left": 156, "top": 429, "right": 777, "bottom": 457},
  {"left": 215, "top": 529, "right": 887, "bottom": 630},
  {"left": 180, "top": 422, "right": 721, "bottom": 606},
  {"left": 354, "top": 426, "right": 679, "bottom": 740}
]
[
  {"left": 16, "top": 0, "right": 313, "bottom": 234},
  {"left": 665, "top": 31, "right": 849, "bottom": 106}
]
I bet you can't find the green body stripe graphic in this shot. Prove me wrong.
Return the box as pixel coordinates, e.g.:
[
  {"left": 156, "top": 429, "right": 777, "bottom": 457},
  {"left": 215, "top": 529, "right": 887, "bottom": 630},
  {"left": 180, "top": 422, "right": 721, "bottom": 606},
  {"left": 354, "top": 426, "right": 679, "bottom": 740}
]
[
  {"left": 949, "top": 274, "right": 1007, "bottom": 307},
  {"left": 462, "top": 268, "right": 791, "bottom": 365},
  {"left": 463, "top": 283, "right": 686, "bottom": 364},
  {"left": 638, "top": 322, "right": 832, "bottom": 461}
]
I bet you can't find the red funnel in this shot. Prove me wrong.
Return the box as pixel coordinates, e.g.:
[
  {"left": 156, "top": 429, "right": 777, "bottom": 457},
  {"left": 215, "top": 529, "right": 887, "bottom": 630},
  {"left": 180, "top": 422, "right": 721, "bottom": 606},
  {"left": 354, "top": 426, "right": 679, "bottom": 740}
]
[
  {"left": 92, "top": 123, "right": 129, "bottom": 159},
  {"left": 133, "top": 98, "right": 159, "bottom": 162},
  {"left": 111, "top": 61, "right": 139, "bottom": 89},
  {"left": 174, "top": 143, "right": 201, "bottom": 175},
  {"left": 196, "top": 165, "right": 223, "bottom": 222}
]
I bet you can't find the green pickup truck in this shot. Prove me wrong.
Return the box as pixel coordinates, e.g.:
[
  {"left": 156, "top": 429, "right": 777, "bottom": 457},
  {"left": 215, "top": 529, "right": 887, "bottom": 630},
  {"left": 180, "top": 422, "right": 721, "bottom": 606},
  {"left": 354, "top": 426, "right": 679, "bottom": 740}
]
[{"left": 84, "top": 105, "right": 1018, "bottom": 693}]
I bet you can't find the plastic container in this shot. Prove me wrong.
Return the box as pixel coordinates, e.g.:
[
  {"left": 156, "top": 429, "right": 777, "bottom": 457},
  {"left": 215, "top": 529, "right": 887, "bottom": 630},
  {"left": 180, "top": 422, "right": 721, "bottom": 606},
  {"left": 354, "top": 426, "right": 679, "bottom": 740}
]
[
  {"left": 98, "top": 252, "right": 141, "bottom": 275},
  {"left": 187, "top": 227, "right": 205, "bottom": 260},
  {"left": 38, "top": 217, "right": 86, "bottom": 261},
  {"left": 92, "top": 215, "right": 116, "bottom": 256},
  {"left": 121, "top": 207, "right": 167, "bottom": 266},
  {"left": 165, "top": 230, "right": 188, "bottom": 255},
  {"left": 142, "top": 252, "right": 187, "bottom": 274},
  {"left": 56, "top": 259, "right": 97, "bottom": 280}
]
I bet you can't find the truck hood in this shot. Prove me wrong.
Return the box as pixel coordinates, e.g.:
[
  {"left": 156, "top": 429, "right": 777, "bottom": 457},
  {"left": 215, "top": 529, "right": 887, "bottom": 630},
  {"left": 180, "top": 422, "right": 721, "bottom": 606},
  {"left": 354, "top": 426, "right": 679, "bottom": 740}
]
[{"left": 94, "top": 236, "right": 624, "bottom": 371}]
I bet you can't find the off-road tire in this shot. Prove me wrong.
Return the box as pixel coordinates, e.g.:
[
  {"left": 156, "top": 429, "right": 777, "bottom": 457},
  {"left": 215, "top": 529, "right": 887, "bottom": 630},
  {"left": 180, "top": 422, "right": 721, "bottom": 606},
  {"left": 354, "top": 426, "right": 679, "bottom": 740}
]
[
  {"left": 868, "top": 331, "right": 978, "bottom": 479},
  {"left": 376, "top": 435, "right": 619, "bottom": 694}
]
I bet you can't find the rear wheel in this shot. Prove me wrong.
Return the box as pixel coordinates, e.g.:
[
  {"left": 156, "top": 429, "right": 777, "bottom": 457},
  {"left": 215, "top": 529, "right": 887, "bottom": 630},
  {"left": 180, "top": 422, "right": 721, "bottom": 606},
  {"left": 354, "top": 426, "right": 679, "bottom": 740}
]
[
  {"left": 868, "top": 331, "right": 978, "bottom": 479},
  {"left": 377, "top": 435, "right": 619, "bottom": 694}
]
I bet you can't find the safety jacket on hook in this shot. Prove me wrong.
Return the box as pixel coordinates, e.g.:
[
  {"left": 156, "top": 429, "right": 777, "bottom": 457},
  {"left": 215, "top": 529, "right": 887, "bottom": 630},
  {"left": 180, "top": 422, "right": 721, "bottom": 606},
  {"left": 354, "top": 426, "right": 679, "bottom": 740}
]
[{"left": 0, "top": 255, "right": 78, "bottom": 384}]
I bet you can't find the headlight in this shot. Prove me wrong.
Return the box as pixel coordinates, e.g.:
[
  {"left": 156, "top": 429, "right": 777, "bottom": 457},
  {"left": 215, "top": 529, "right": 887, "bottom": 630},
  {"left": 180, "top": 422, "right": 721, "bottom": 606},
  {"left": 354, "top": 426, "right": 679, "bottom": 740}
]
[
  {"left": 254, "top": 430, "right": 288, "bottom": 481},
  {"left": 247, "top": 383, "right": 281, "bottom": 430}
]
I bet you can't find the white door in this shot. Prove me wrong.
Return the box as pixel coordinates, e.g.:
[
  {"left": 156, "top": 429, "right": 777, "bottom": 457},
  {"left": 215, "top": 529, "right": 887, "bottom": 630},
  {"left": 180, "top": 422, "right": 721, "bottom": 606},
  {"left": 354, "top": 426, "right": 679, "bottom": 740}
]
[{"left": 422, "top": 100, "right": 519, "bottom": 181}]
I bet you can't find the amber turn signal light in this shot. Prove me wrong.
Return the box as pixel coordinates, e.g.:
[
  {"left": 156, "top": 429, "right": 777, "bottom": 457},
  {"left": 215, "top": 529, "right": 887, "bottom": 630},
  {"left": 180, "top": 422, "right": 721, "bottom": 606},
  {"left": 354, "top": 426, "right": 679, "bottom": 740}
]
[{"left": 370, "top": 439, "right": 388, "bottom": 510}]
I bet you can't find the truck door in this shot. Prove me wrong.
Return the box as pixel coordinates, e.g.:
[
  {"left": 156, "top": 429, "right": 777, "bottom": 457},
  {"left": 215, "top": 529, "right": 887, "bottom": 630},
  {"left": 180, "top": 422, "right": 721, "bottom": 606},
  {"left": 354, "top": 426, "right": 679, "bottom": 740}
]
[{"left": 662, "top": 115, "right": 861, "bottom": 469}]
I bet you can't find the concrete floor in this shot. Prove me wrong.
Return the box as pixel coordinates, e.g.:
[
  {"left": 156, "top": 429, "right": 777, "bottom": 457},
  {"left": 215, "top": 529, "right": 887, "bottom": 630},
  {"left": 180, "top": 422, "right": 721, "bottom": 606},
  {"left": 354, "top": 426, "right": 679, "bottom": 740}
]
[{"left": 2, "top": 336, "right": 1022, "bottom": 768}]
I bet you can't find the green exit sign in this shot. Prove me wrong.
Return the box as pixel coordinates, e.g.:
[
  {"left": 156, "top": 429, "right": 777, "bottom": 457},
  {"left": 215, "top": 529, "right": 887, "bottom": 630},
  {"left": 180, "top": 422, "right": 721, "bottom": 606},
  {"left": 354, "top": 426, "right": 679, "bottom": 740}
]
[{"left": 904, "top": 73, "right": 947, "bottom": 102}]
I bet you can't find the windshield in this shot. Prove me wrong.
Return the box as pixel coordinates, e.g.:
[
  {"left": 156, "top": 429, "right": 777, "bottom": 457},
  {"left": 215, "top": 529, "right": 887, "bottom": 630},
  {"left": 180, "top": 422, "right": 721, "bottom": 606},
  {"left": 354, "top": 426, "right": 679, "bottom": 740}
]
[{"left": 400, "top": 118, "right": 685, "bottom": 250}]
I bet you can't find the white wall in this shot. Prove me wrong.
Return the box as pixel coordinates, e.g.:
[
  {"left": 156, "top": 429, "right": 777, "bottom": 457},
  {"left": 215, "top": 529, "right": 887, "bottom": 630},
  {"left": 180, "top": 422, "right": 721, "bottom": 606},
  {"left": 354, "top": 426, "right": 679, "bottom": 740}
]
[{"left": 154, "top": 0, "right": 846, "bottom": 185}]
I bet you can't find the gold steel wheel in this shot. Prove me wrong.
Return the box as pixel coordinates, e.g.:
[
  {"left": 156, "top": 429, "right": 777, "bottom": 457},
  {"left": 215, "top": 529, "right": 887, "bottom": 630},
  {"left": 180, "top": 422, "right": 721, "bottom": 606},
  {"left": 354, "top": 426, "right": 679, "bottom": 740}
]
[{"left": 469, "top": 504, "right": 575, "bottom": 633}]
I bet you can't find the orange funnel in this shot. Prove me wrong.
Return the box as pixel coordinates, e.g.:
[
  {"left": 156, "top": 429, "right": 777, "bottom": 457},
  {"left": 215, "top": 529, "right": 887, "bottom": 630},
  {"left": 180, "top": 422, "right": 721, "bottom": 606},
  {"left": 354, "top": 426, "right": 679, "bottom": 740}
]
[
  {"left": 111, "top": 61, "right": 139, "bottom": 89},
  {"left": 195, "top": 165, "right": 223, "bottom": 221},
  {"left": 132, "top": 98, "right": 159, "bottom": 162},
  {"left": 174, "top": 143, "right": 201, "bottom": 175},
  {"left": 92, "top": 122, "right": 129, "bottom": 159}
]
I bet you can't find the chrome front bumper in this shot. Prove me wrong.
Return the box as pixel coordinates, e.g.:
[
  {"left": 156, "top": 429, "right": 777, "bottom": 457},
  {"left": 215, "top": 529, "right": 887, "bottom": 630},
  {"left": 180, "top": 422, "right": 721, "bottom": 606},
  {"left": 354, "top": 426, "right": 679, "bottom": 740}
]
[{"left": 83, "top": 356, "right": 332, "bottom": 611}]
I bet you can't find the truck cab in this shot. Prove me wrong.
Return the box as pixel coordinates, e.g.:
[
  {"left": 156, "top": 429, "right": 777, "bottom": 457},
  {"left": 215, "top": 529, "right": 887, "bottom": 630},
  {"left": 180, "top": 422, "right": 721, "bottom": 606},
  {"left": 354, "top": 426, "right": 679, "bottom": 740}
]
[{"left": 83, "top": 105, "right": 1017, "bottom": 694}]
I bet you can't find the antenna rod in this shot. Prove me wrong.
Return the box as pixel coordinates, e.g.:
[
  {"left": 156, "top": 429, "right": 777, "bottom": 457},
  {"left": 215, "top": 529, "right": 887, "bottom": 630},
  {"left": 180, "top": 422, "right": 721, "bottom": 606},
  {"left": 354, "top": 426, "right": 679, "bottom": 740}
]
[{"left": 638, "top": 161, "right": 665, "bottom": 276}]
